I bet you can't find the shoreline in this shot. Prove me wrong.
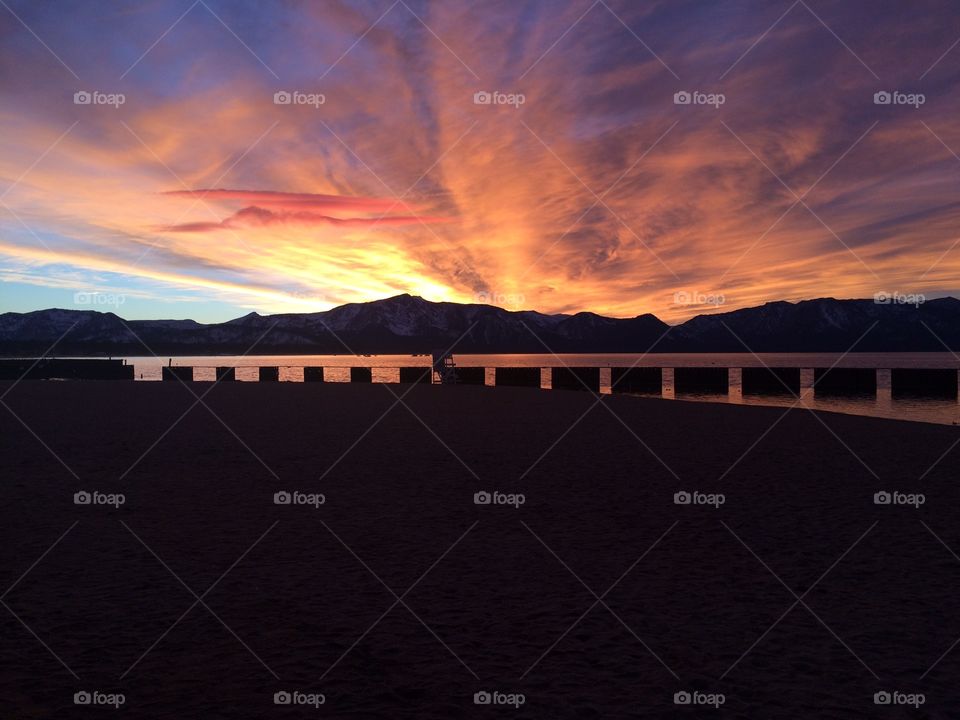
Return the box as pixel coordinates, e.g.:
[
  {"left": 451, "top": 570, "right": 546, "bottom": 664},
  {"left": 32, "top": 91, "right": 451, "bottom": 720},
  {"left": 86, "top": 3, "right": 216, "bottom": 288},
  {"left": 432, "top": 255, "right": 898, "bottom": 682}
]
[{"left": 3, "top": 382, "right": 959, "bottom": 718}]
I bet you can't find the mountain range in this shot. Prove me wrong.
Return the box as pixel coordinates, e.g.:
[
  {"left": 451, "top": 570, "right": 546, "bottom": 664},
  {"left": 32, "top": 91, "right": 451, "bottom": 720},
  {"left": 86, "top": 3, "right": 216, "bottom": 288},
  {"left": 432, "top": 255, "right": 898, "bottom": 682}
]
[{"left": 1, "top": 294, "right": 959, "bottom": 355}]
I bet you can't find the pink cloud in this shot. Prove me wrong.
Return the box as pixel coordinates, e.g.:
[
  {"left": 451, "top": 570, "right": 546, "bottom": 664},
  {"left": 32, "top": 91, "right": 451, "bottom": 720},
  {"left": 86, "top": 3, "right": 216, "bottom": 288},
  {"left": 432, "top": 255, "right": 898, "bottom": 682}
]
[
  {"left": 162, "top": 188, "right": 419, "bottom": 213},
  {"left": 162, "top": 191, "right": 450, "bottom": 232}
]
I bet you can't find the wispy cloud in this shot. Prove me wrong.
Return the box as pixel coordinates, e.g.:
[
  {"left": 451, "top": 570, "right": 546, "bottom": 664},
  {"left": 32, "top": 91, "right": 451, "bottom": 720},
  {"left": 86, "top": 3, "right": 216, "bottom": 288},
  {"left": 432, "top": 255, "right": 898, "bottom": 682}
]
[{"left": 1, "top": 0, "right": 959, "bottom": 321}]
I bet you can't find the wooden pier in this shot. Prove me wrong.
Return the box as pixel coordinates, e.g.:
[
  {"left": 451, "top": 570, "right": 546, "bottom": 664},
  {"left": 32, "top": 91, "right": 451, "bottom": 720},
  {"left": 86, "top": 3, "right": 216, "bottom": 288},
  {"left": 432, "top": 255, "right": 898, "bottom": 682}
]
[
  {"left": 0, "top": 358, "right": 134, "bottom": 380},
  {"left": 3, "top": 360, "right": 959, "bottom": 403}
]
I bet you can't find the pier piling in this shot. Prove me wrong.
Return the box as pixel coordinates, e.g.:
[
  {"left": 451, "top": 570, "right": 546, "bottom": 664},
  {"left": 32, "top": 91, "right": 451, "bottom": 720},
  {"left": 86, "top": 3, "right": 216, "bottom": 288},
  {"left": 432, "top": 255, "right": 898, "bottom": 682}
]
[{"left": 162, "top": 366, "right": 194, "bottom": 382}]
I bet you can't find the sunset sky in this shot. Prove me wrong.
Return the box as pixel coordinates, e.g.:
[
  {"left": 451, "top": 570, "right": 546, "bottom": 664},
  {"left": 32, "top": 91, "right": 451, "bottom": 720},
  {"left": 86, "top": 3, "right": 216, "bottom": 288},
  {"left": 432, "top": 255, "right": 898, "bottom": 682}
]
[{"left": 2, "top": 0, "right": 960, "bottom": 323}]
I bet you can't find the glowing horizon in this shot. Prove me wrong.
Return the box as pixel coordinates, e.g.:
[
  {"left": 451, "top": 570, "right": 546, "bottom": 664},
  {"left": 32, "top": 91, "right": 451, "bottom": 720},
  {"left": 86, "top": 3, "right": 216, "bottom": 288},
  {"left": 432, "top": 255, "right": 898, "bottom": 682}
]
[{"left": 2, "top": 1, "right": 960, "bottom": 323}]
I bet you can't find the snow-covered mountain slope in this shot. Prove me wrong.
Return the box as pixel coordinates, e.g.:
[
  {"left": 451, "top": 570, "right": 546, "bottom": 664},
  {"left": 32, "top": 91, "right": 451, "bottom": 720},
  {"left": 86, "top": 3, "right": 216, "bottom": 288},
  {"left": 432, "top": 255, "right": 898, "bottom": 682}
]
[{"left": 1, "top": 294, "right": 958, "bottom": 354}]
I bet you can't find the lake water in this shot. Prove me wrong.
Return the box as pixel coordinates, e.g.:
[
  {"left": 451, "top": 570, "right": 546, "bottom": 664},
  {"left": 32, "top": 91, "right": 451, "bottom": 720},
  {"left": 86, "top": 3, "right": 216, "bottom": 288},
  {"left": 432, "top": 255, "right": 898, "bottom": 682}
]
[{"left": 122, "top": 353, "right": 960, "bottom": 426}]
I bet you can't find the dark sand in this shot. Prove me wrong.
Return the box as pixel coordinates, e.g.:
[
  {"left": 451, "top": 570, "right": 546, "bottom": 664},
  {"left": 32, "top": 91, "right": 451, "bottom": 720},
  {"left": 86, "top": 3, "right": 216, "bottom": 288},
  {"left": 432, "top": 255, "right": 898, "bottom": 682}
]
[{"left": 2, "top": 380, "right": 960, "bottom": 718}]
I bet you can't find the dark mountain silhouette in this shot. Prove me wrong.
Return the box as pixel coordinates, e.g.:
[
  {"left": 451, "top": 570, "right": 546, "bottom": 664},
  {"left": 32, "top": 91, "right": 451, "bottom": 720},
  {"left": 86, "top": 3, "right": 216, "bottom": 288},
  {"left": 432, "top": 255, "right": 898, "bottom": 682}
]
[
  {"left": 672, "top": 297, "right": 960, "bottom": 351},
  {"left": 0, "top": 294, "right": 958, "bottom": 355}
]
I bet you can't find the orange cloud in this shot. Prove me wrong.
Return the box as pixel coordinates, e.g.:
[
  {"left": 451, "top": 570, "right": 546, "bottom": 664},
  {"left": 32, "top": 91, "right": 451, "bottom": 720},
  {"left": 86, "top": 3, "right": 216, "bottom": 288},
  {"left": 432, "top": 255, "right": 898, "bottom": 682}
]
[{"left": 2, "top": 1, "right": 960, "bottom": 321}]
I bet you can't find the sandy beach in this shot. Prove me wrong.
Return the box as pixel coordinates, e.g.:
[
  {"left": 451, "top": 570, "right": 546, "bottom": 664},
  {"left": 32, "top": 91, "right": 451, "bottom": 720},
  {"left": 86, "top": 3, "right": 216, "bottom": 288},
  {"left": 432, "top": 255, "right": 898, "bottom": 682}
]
[{"left": 2, "top": 380, "right": 960, "bottom": 718}]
